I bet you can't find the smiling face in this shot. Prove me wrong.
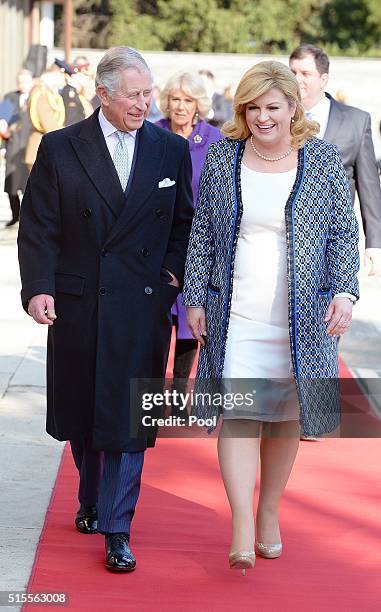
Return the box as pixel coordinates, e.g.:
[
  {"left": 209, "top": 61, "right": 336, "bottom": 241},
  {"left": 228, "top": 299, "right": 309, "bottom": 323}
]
[
  {"left": 245, "top": 88, "right": 296, "bottom": 148},
  {"left": 167, "top": 88, "right": 198, "bottom": 130},
  {"left": 97, "top": 68, "right": 152, "bottom": 131},
  {"left": 289, "top": 54, "right": 328, "bottom": 110}
]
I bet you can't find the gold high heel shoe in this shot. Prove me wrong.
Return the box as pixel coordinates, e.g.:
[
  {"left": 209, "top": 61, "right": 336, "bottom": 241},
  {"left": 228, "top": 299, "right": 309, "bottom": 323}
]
[
  {"left": 228, "top": 551, "right": 255, "bottom": 575},
  {"left": 255, "top": 542, "right": 282, "bottom": 559}
]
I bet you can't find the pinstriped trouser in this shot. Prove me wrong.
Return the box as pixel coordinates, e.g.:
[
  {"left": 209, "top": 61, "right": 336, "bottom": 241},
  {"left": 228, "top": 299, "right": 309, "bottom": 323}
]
[
  {"left": 70, "top": 438, "right": 103, "bottom": 507},
  {"left": 70, "top": 438, "right": 144, "bottom": 536},
  {"left": 97, "top": 450, "right": 145, "bottom": 536}
]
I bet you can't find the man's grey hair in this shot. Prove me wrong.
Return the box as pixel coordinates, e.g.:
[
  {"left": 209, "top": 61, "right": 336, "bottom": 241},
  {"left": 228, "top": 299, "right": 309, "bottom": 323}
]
[{"left": 95, "top": 46, "right": 151, "bottom": 97}]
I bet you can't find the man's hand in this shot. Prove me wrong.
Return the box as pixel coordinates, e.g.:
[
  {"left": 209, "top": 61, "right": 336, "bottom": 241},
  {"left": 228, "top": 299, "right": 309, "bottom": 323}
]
[
  {"left": 162, "top": 268, "right": 180, "bottom": 288},
  {"left": 28, "top": 294, "right": 57, "bottom": 325},
  {"left": 186, "top": 307, "right": 207, "bottom": 346},
  {"left": 324, "top": 297, "right": 353, "bottom": 337},
  {"left": 364, "top": 248, "right": 381, "bottom": 277}
]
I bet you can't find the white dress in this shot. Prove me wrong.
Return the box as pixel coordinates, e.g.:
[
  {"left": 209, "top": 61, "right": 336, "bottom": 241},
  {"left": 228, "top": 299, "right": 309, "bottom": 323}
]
[{"left": 222, "top": 163, "right": 299, "bottom": 422}]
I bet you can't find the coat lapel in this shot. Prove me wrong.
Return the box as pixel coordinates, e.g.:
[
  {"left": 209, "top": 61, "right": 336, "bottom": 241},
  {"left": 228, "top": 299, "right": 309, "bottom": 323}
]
[
  {"left": 323, "top": 94, "right": 345, "bottom": 143},
  {"left": 104, "top": 121, "right": 165, "bottom": 246},
  {"left": 69, "top": 111, "right": 125, "bottom": 217}
]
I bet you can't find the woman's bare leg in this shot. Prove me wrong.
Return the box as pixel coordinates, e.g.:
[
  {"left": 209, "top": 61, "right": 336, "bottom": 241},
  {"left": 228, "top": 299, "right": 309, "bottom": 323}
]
[
  {"left": 256, "top": 420, "right": 300, "bottom": 543},
  {"left": 218, "top": 419, "right": 261, "bottom": 552}
]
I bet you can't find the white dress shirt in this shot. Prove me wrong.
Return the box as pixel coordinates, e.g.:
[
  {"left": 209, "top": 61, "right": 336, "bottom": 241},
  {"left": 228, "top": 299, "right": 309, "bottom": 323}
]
[
  {"left": 98, "top": 108, "right": 137, "bottom": 177},
  {"left": 307, "top": 95, "right": 331, "bottom": 139},
  {"left": 19, "top": 92, "right": 29, "bottom": 108}
]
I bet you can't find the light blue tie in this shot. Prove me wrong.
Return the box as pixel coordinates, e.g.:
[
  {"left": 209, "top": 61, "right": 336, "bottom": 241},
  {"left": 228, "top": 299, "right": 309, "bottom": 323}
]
[{"left": 113, "top": 130, "right": 129, "bottom": 191}]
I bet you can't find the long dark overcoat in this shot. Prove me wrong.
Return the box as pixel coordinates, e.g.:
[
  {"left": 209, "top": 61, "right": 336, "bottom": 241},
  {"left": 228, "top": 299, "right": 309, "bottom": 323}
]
[
  {"left": 18, "top": 111, "right": 193, "bottom": 451},
  {"left": 182, "top": 137, "right": 360, "bottom": 436}
]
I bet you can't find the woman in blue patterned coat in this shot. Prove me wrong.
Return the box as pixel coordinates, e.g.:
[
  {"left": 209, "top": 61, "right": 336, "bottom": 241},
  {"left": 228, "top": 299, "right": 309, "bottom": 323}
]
[{"left": 182, "top": 61, "right": 359, "bottom": 574}]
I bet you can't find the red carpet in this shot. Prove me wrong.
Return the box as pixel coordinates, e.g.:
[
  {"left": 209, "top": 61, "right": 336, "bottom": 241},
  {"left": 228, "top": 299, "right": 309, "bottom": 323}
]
[
  {"left": 24, "top": 438, "right": 381, "bottom": 612},
  {"left": 23, "top": 347, "right": 381, "bottom": 611}
]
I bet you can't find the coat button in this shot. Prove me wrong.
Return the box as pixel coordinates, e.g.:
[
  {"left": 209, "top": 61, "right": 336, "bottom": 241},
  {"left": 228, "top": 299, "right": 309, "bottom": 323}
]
[
  {"left": 82, "top": 208, "right": 92, "bottom": 218},
  {"left": 141, "top": 247, "right": 149, "bottom": 257},
  {"left": 99, "top": 287, "right": 106, "bottom": 295},
  {"left": 144, "top": 286, "right": 153, "bottom": 295},
  {"left": 155, "top": 208, "right": 165, "bottom": 219}
]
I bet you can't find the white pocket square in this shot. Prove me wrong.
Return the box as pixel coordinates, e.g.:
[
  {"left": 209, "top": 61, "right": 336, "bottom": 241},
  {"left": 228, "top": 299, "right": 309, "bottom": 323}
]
[{"left": 158, "top": 178, "right": 176, "bottom": 188}]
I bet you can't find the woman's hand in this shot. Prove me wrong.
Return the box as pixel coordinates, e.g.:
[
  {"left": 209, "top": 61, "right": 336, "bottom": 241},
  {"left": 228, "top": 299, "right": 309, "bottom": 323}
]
[
  {"left": 324, "top": 297, "right": 353, "bottom": 337},
  {"left": 186, "top": 307, "right": 207, "bottom": 346}
]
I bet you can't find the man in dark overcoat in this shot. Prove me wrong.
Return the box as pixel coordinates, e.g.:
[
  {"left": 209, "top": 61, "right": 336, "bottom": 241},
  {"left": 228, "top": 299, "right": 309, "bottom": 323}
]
[{"left": 18, "top": 46, "right": 193, "bottom": 572}]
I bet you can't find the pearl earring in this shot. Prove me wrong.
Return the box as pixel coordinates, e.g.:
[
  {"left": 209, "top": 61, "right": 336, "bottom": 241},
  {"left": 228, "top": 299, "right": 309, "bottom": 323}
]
[{"left": 192, "top": 112, "right": 199, "bottom": 126}]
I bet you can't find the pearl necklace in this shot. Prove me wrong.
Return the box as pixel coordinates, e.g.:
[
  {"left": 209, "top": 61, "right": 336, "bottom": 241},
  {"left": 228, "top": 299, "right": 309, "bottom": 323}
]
[{"left": 250, "top": 135, "right": 293, "bottom": 162}]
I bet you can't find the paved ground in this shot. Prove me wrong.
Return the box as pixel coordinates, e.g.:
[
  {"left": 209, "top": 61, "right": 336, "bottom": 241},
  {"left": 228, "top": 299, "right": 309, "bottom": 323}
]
[
  {"left": 0, "top": 181, "right": 380, "bottom": 607},
  {"left": 0, "top": 193, "right": 64, "bottom": 610}
]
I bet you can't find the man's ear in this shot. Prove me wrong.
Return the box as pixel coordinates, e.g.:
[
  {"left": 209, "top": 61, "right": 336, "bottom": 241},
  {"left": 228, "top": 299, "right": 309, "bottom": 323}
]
[
  {"left": 321, "top": 73, "right": 329, "bottom": 90},
  {"left": 96, "top": 85, "right": 109, "bottom": 107}
]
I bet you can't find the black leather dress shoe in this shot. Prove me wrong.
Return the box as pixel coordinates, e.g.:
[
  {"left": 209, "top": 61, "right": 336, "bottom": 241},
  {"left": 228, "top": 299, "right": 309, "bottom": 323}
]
[
  {"left": 75, "top": 504, "right": 98, "bottom": 534},
  {"left": 105, "top": 533, "right": 136, "bottom": 572}
]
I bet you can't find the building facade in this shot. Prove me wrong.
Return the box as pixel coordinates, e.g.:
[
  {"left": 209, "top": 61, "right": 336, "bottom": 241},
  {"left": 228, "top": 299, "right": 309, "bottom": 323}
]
[{"left": 0, "top": 0, "right": 55, "bottom": 97}]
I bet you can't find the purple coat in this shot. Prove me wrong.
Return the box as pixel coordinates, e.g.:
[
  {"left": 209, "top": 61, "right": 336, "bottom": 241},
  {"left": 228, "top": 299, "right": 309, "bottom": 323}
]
[{"left": 156, "top": 118, "right": 222, "bottom": 339}]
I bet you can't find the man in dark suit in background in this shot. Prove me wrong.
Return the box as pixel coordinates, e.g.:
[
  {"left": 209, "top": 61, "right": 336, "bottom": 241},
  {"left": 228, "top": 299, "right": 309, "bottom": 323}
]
[
  {"left": 18, "top": 46, "right": 193, "bottom": 572},
  {"left": 1, "top": 69, "right": 33, "bottom": 226},
  {"left": 290, "top": 44, "right": 381, "bottom": 277},
  {"left": 54, "top": 58, "right": 93, "bottom": 127},
  {"left": 199, "top": 69, "right": 233, "bottom": 129}
]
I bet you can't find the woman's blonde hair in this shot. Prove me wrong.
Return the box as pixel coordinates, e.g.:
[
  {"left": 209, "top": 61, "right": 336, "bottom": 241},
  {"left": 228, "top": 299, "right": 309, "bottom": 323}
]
[
  {"left": 160, "top": 72, "right": 211, "bottom": 120},
  {"left": 222, "top": 61, "right": 319, "bottom": 148}
]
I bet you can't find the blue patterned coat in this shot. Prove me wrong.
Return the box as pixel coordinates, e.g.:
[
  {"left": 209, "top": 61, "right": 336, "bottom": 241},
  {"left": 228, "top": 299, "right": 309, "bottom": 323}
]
[{"left": 182, "top": 137, "right": 360, "bottom": 435}]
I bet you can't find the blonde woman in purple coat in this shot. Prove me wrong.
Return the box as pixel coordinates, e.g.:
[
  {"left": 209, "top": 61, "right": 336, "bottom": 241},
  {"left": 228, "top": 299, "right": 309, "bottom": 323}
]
[{"left": 156, "top": 72, "right": 222, "bottom": 399}]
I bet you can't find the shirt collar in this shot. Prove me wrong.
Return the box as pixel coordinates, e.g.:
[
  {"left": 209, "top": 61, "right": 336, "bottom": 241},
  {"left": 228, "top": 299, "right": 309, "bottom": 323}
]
[
  {"left": 98, "top": 107, "right": 137, "bottom": 139},
  {"left": 308, "top": 95, "right": 330, "bottom": 117}
]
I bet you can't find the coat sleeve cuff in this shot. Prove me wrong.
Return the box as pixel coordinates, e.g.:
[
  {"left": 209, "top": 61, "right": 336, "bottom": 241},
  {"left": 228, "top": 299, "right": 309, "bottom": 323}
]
[{"left": 334, "top": 292, "right": 357, "bottom": 303}]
